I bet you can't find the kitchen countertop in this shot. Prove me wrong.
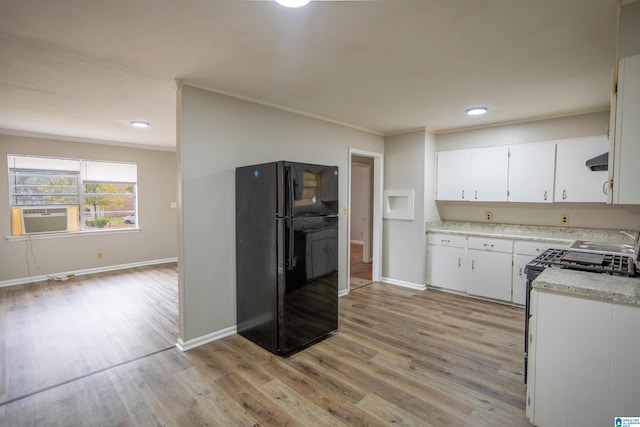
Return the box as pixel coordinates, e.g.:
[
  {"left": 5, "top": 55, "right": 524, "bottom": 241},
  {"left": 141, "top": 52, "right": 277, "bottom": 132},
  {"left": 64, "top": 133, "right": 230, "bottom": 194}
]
[
  {"left": 425, "top": 220, "right": 635, "bottom": 244},
  {"left": 533, "top": 267, "right": 640, "bottom": 307}
]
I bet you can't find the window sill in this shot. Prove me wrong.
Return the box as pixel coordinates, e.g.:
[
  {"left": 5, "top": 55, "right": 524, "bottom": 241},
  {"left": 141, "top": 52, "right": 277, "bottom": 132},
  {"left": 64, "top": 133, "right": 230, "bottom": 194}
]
[{"left": 5, "top": 228, "right": 141, "bottom": 241}]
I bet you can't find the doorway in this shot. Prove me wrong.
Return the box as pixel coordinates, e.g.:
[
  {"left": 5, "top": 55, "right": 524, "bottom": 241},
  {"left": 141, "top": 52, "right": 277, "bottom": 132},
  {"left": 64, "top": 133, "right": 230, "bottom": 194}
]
[{"left": 348, "top": 149, "right": 383, "bottom": 292}]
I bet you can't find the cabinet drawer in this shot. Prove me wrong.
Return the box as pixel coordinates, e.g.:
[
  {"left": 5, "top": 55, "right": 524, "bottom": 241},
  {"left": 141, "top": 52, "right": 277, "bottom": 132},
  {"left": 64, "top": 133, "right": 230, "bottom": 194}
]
[
  {"left": 428, "top": 233, "right": 466, "bottom": 248},
  {"left": 514, "top": 240, "right": 569, "bottom": 256},
  {"left": 467, "top": 237, "right": 512, "bottom": 253}
]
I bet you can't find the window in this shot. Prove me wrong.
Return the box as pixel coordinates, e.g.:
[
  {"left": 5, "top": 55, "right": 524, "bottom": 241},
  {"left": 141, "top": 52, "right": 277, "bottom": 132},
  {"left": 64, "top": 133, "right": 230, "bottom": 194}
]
[{"left": 8, "top": 155, "right": 138, "bottom": 236}]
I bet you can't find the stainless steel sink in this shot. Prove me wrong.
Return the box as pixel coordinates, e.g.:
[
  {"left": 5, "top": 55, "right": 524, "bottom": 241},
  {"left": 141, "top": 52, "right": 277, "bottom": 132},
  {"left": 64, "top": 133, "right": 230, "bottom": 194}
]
[{"left": 569, "top": 240, "right": 637, "bottom": 255}]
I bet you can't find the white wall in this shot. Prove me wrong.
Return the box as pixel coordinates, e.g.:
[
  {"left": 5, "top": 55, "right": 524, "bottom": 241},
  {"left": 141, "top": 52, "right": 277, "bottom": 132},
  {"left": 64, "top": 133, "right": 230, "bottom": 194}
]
[
  {"left": 437, "top": 110, "right": 610, "bottom": 151},
  {"left": 435, "top": 111, "right": 640, "bottom": 229},
  {"left": 350, "top": 162, "right": 368, "bottom": 243},
  {"left": 618, "top": 1, "right": 640, "bottom": 59},
  {"left": 0, "top": 134, "right": 178, "bottom": 284},
  {"left": 382, "top": 129, "right": 438, "bottom": 287},
  {"left": 178, "top": 84, "right": 384, "bottom": 343}
]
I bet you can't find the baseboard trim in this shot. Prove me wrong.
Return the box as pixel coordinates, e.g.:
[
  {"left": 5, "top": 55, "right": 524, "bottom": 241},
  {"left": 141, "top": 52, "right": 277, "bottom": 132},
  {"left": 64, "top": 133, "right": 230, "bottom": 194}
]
[
  {"left": 380, "top": 276, "right": 426, "bottom": 291},
  {"left": 350, "top": 240, "right": 364, "bottom": 245},
  {"left": 176, "top": 325, "right": 237, "bottom": 351},
  {"left": 0, "top": 257, "right": 178, "bottom": 288},
  {"left": 338, "top": 288, "right": 349, "bottom": 297}
]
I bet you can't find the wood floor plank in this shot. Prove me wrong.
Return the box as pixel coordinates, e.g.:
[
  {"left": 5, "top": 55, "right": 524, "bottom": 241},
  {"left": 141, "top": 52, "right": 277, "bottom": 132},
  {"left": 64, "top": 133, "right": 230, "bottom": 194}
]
[
  {"left": 260, "top": 378, "right": 351, "bottom": 427},
  {"left": 356, "top": 393, "right": 437, "bottom": 427},
  {"left": 1, "top": 265, "right": 532, "bottom": 426}
]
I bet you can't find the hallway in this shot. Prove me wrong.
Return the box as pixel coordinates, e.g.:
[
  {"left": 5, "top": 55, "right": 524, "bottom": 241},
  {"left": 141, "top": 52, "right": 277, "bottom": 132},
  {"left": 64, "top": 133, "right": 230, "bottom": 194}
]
[{"left": 350, "top": 242, "right": 373, "bottom": 290}]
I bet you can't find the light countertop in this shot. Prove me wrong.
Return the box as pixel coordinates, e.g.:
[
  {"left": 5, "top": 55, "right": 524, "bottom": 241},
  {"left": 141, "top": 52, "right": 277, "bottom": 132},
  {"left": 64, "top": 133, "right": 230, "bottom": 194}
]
[
  {"left": 425, "top": 220, "right": 635, "bottom": 244},
  {"left": 533, "top": 267, "right": 640, "bottom": 307}
]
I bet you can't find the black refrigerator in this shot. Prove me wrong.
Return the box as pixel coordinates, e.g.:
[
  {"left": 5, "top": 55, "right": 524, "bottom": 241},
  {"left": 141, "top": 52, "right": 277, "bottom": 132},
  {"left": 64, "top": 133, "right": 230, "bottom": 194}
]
[{"left": 235, "top": 161, "right": 339, "bottom": 355}]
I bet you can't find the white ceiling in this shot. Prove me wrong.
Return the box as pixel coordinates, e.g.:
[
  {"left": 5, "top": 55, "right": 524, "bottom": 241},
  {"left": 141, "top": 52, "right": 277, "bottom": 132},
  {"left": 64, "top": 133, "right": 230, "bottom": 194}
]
[{"left": 0, "top": 0, "right": 621, "bottom": 150}]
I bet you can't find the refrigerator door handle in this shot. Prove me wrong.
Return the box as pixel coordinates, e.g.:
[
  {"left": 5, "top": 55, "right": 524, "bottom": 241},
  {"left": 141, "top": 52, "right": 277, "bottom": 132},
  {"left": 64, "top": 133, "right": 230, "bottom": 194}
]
[
  {"left": 287, "top": 217, "right": 295, "bottom": 270},
  {"left": 287, "top": 163, "right": 295, "bottom": 217}
]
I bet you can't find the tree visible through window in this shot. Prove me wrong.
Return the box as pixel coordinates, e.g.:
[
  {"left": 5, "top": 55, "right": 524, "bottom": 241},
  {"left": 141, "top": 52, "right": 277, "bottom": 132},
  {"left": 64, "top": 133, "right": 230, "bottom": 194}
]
[
  {"left": 83, "top": 182, "right": 135, "bottom": 229},
  {"left": 7, "top": 155, "right": 138, "bottom": 235}
]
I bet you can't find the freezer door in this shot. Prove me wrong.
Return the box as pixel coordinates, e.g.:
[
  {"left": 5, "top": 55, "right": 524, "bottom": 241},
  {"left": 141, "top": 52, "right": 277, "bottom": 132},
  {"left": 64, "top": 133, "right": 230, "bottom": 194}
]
[
  {"left": 284, "top": 162, "right": 338, "bottom": 217},
  {"left": 279, "top": 216, "right": 339, "bottom": 353}
]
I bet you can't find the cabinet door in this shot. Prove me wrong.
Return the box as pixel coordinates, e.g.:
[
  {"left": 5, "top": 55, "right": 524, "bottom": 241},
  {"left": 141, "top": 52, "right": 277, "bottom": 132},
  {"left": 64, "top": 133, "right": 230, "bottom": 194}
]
[
  {"left": 508, "top": 143, "right": 555, "bottom": 203},
  {"left": 567, "top": 298, "right": 613, "bottom": 427},
  {"left": 427, "top": 245, "right": 466, "bottom": 292},
  {"left": 555, "top": 136, "right": 609, "bottom": 202},
  {"left": 467, "top": 249, "right": 512, "bottom": 301},
  {"left": 612, "top": 54, "right": 640, "bottom": 204},
  {"left": 611, "top": 304, "right": 640, "bottom": 418},
  {"left": 436, "top": 150, "right": 471, "bottom": 201},
  {"left": 512, "top": 254, "right": 532, "bottom": 305},
  {"left": 470, "top": 146, "right": 509, "bottom": 202},
  {"left": 531, "top": 292, "right": 571, "bottom": 427}
]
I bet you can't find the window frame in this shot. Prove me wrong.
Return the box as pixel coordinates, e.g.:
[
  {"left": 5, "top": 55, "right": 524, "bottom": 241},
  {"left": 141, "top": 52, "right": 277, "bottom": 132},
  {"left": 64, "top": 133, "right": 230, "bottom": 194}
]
[{"left": 7, "top": 154, "right": 138, "bottom": 236}]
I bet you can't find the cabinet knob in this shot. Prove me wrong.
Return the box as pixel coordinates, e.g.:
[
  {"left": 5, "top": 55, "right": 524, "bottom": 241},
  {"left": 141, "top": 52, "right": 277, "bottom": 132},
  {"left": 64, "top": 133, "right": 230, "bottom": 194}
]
[
  {"left": 461, "top": 190, "right": 465, "bottom": 199},
  {"left": 458, "top": 257, "right": 462, "bottom": 268},
  {"left": 544, "top": 190, "right": 548, "bottom": 201},
  {"left": 562, "top": 189, "right": 567, "bottom": 200},
  {"left": 483, "top": 243, "right": 494, "bottom": 250},
  {"left": 441, "top": 239, "right": 450, "bottom": 244},
  {"left": 471, "top": 260, "right": 476, "bottom": 270},
  {"left": 519, "top": 267, "right": 523, "bottom": 277},
  {"left": 602, "top": 180, "right": 608, "bottom": 195},
  {"left": 474, "top": 190, "right": 478, "bottom": 200}
]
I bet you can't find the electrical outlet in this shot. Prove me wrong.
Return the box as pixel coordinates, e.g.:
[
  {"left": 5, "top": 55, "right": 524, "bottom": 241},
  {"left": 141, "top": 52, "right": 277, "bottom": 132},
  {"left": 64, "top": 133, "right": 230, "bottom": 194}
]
[
  {"left": 485, "top": 212, "right": 493, "bottom": 221},
  {"left": 561, "top": 215, "right": 569, "bottom": 224},
  {"left": 96, "top": 251, "right": 103, "bottom": 259}
]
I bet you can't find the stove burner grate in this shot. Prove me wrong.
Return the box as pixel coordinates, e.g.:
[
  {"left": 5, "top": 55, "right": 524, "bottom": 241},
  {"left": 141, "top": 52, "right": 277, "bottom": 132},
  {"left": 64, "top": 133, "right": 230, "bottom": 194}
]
[{"left": 529, "top": 248, "right": 635, "bottom": 276}]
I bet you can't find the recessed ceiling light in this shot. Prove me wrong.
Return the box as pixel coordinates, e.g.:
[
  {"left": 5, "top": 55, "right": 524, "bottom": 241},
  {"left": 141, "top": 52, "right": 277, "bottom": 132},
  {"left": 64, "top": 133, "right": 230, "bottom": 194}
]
[
  {"left": 276, "top": 0, "right": 311, "bottom": 7},
  {"left": 466, "top": 107, "right": 488, "bottom": 116},
  {"left": 130, "top": 121, "right": 149, "bottom": 128}
]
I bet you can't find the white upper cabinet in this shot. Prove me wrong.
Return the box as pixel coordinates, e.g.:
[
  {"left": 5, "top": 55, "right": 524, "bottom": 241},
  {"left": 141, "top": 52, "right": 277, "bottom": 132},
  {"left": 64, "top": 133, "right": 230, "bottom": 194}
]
[
  {"left": 554, "top": 136, "right": 609, "bottom": 203},
  {"left": 436, "top": 149, "right": 471, "bottom": 201},
  {"left": 470, "top": 146, "right": 509, "bottom": 202},
  {"left": 611, "top": 54, "right": 640, "bottom": 205},
  {"left": 436, "top": 147, "right": 509, "bottom": 202},
  {"left": 508, "top": 143, "right": 556, "bottom": 203}
]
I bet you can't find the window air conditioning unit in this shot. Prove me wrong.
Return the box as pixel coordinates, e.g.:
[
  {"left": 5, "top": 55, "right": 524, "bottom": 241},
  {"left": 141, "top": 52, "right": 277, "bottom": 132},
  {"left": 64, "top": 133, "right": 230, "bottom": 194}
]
[{"left": 21, "top": 206, "right": 69, "bottom": 234}]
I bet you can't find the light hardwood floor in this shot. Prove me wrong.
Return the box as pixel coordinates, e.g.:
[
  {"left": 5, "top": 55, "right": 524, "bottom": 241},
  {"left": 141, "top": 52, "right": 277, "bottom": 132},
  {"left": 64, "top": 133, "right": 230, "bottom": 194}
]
[
  {"left": 1, "top": 264, "right": 532, "bottom": 426},
  {"left": 350, "top": 243, "right": 373, "bottom": 290}
]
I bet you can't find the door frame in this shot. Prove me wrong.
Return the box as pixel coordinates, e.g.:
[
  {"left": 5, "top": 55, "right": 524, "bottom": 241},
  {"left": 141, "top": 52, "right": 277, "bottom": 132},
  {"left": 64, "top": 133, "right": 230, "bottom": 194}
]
[{"left": 347, "top": 148, "right": 383, "bottom": 292}]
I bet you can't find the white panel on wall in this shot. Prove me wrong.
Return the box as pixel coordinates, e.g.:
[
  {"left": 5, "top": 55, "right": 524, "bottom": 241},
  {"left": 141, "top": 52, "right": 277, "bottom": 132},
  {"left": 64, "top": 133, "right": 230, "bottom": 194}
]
[{"left": 383, "top": 189, "right": 414, "bottom": 220}]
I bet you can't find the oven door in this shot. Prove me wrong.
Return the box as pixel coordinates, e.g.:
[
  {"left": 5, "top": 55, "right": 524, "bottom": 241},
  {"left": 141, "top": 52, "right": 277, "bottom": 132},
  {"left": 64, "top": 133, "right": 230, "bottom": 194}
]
[{"left": 524, "top": 264, "right": 544, "bottom": 384}]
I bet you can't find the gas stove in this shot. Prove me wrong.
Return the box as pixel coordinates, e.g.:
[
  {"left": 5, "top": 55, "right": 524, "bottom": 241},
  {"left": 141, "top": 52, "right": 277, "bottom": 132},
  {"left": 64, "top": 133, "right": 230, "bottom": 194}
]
[
  {"left": 527, "top": 247, "right": 636, "bottom": 277},
  {"left": 523, "top": 246, "right": 636, "bottom": 384}
]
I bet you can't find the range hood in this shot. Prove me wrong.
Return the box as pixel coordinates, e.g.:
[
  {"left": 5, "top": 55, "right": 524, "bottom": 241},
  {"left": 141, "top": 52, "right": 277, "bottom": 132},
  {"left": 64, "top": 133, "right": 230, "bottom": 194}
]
[{"left": 585, "top": 152, "right": 609, "bottom": 171}]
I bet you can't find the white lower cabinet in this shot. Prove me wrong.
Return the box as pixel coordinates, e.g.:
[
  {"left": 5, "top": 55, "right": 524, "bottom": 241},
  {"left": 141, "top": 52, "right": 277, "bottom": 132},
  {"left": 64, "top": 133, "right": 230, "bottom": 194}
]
[
  {"left": 467, "top": 237, "right": 513, "bottom": 301},
  {"left": 427, "top": 233, "right": 570, "bottom": 305},
  {"left": 528, "top": 290, "right": 640, "bottom": 426},
  {"left": 512, "top": 241, "right": 569, "bottom": 305},
  {"left": 427, "top": 233, "right": 466, "bottom": 292}
]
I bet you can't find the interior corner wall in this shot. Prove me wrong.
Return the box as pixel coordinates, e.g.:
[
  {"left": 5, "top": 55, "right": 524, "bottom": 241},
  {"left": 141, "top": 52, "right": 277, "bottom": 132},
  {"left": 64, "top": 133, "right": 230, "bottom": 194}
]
[
  {"left": 382, "top": 130, "right": 430, "bottom": 286},
  {"left": 0, "top": 134, "right": 178, "bottom": 283},
  {"left": 618, "top": 0, "right": 640, "bottom": 59},
  {"left": 178, "top": 85, "right": 384, "bottom": 342}
]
